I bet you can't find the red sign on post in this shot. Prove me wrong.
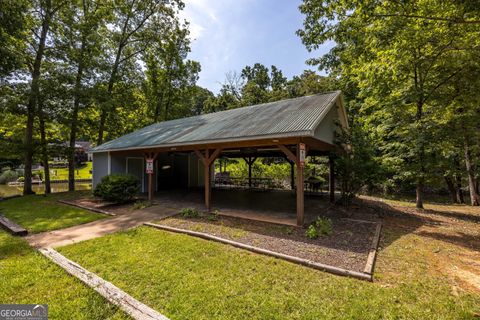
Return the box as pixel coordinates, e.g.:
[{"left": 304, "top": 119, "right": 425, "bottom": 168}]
[
  {"left": 299, "top": 143, "right": 306, "bottom": 168},
  {"left": 146, "top": 159, "right": 154, "bottom": 174}
]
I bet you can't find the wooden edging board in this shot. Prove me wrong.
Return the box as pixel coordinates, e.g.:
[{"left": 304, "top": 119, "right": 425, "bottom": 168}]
[
  {"left": 39, "top": 247, "right": 169, "bottom": 320},
  {"left": 364, "top": 222, "right": 382, "bottom": 275},
  {"left": 144, "top": 222, "right": 373, "bottom": 282},
  {"left": 57, "top": 200, "right": 116, "bottom": 216},
  {"left": 0, "top": 214, "right": 28, "bottom": 236}
]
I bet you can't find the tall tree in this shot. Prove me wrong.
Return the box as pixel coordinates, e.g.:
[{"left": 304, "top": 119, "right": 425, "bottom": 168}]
[
  {"left": 56, "top": 0, "right": 109, "bottom": 191},
  {"left": 23, "top": 0, "right": 65, "bottom": 195},
  {"left": 298, "top": 0, "right": 480, "bottom": 207},
  {"left": 97, "top": 0, "right": 183, "bottom": 144}
]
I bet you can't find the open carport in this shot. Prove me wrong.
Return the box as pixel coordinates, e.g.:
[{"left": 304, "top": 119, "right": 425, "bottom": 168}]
[{"left": 91, "top": 91, "right": 349, "bottom": 226}]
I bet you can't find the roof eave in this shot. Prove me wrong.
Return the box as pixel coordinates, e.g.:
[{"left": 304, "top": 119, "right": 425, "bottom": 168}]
[{"left": 91, "top": 130, "right": 315, "bottom": 154}]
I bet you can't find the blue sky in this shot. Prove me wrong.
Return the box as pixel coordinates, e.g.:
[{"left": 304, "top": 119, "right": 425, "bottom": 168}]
[{"left": 180, "top": 0, "right": 334, "bottom": 93}]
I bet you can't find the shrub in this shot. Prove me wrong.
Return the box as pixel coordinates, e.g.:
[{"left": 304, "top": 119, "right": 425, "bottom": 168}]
[
  {"left": 305, "top": 224, "right": 319, "bottom": 239},
  {"left": 93, "top": 174, "right": 140, "bottom": 203},
  {"left": 181, "top": 208, "right": 200, "bottom": 218},
  {"left": 305, "top": 216, "right": 333, "bottom": 239},
  {"left": 0, "top": 170, "right": 18, "bottom": 184},
  {"left": 315, "top": 217, "right": 333, "bottom": 236}
]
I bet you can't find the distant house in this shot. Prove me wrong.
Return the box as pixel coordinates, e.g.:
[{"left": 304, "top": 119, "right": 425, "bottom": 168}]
[
  {"left": 52, "top": 141, "right": 92, "bottom": 164},
  {"left": 75, "top": 141, "right": 93, "bottom": 161}
]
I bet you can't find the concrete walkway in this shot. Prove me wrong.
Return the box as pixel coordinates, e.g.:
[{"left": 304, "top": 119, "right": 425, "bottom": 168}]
[{"left": 27, "top": 205, "right": 178, "bottom": 248}]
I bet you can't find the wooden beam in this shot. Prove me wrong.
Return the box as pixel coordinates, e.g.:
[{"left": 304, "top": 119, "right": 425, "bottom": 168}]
[
  {"left": 296, "top": 143, "right": 305, "bottom": 226},
  {"left": 242, "top": 157, "right": 257, "bottom": 188},
  {"left": 207, "top": 148, "right": 222, "bottom": 165},
  {"left": 204, "top": 149, "right": 211, "bottom": 212},
  {"left": 111, "top": 137, "right": 303, "bottom": 157},
  {"left": 277, "top": 144, "right": 297, "bottom": 164},
  {"left": 40, "top": 248, "right": 169, "bottom": 320},
  {"left": 0, "top": 214, "right": 27, "bottom": 236},
  {"left": 194, "top": 149, "right": 206, "bottom": 164},
  {"left": 144, "top": 153, "right": 158, "bottom": 202}
]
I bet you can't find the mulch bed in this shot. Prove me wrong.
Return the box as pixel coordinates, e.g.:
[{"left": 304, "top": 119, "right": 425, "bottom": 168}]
[{"left": 159, "top": 214, "right": 378, "bottom": 273}]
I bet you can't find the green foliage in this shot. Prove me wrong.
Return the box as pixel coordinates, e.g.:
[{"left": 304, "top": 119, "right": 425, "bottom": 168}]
[
  {"left": 0, "top": 170, "right": 18, "bottom": 184},
  {"left": 93, "top": 174, "right": 140, "bottom": 203},
  {"left": 305, "top": 224, "right": 319, "bottom": 239},
  {"left": 181, "top": 207, "right": 200, "bottom": 218},
  {"left": 298, "top": 0, "right": 480, "bottom": 206},
  {"left": 314, "top": 217, "right": 333, "bottom": 236},
  {"left": 306, "top": 216, "right": 333, "bottom": 239}
]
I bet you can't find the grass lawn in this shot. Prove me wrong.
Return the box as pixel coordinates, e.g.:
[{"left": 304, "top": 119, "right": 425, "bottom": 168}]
[
  {"left": 47, "top": 162, "right": 92, "bottom": 180},
  {"left": 0, "top": 231, "right": 128, "bottom": 319},
  {"left": 0, "top": 191, "right": 105, "bottom": 233},
  {"left": 59, "top": 225, "right": 480, "bottom": 319}
]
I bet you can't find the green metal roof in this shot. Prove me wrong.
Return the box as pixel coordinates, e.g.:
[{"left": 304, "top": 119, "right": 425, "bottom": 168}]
[{"left": 92, "top": 91, "right": 343, "bottom": 152}]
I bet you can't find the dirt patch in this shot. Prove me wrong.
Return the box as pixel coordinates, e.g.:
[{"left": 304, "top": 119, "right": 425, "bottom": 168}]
[{"left": 158, "top": 214, "right": 379, "bottom": 273}]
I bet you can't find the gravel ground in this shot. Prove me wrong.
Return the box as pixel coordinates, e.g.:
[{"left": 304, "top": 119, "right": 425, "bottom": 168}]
[{"left": 158, "top": 214, "right": 378, "bottom": 272}]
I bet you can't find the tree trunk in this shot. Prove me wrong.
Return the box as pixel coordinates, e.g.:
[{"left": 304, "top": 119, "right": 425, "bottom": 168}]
[
  {"left": 416, "top": 179, "right": 424, "bottom": 208},
  {"left": 455, "top": 175, "right": 465, "bottom": 204},
  {"left": 38, "top": 99, "right": 51, "bottom": 194},
  {"left": 463, "top": 135, "right": 480, "bottom": 206},
  {"left": 444, "top": 176, "right": 458, "bottom": 203},
  {"left": 23, "top": 1, "right": 52, "bottom": 195},
  {"left": 69, "top": 40, "right": 86, "bottom": 192}
]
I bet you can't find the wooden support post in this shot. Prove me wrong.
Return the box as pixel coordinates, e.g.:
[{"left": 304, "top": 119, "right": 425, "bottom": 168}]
[
  {"left": 296, "top": 146, "right": 305, "bottom": 226},
  {"left": 204, "top": 149, "right": 211, "bottom": 211},
  {"left": 243, "top": 157, "right": 257, "bottom": 188},
  {"left": 248, "top": 158, "right": 252, "bottom": 188},
  {"left": 329, "top": 155, "right": 335, "bottom": 203},
  {"left": 144, "top": 152, "right": 158, "bottom": 203},
  {"left": 289, "top": 160, "right": 295, "bottom": 190},
  {"left": 195, "top": 148, "right": 222, "bottom": 212},
  {"left": 278, "top": 143, "right": 305, "bottom": 226},
  {"left": 148, "top": 172, "right": 153, "bottom": 202}
]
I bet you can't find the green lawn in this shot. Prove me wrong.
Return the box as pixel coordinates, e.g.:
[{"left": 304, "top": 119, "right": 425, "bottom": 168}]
[
  {"left": 58, "top": 226, "right": 480, "bottom": 320},
  {"left": 0, "top": 192, "right": 105, "bottom": 233},
  {"left": 0, "top": 231, "right": 128, "bottom": 319},
  {"left": 47, "top": 162, "right": 93, "bottom": 180}
]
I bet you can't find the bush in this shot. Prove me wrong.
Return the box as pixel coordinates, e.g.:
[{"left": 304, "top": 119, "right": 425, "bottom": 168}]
[
  {"left": 0, "top": 170, "right": 18, "bottom": 184},
  {"left": 93, "top": 174, "right": 140, "bottom": 203},
  {"left": 315, "top": 217, "right": 333, "bottom": 236},
  {"left": 305, "top": 216, "right": 333, "bottom": 239},
  {"left": 305, "top": 224, "right": 319, "bottom": 239},
  {"left": 181, "top": 208, "right": 200, "bottom": 218}
]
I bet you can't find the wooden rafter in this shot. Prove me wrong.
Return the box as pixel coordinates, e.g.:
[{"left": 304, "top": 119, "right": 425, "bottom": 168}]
[{"left": 277, "top": 144, "right": 297, "bottom": 164}]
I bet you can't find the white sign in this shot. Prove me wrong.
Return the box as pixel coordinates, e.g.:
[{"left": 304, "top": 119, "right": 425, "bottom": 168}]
[
  {"left": 146, "top": 159, "right": 154, "bottom": 174},
  {"left": 299, "top": 143, "right": 306, "bottom": 167}
]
